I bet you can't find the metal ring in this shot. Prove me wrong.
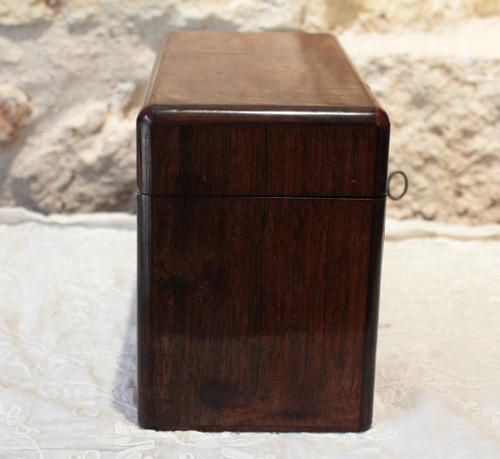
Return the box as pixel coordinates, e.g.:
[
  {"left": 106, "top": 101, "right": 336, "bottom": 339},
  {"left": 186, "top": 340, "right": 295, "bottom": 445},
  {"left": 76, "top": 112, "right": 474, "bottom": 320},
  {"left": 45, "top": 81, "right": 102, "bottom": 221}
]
[{"left": 387, "top": 170, "right": 408, "bottom": 201}]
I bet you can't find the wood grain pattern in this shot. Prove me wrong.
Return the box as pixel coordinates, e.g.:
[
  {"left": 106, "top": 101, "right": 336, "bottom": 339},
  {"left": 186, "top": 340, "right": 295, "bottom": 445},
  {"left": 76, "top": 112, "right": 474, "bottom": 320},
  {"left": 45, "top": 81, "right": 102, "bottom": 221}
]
[
  {"left": 137, "top": 32, "right": 389, "bottom": 198},
  {"left": 144, "top": 31, "right": 374, "bottom": 108},
  {"left": 137, "top": 31, "right": 390, "bottom": 432},
  {"left": 139, "top": 123, "right": 382, "bottom": 198},
  {"left": 138, "top": 195, "right": 385, "bottom": 431}
]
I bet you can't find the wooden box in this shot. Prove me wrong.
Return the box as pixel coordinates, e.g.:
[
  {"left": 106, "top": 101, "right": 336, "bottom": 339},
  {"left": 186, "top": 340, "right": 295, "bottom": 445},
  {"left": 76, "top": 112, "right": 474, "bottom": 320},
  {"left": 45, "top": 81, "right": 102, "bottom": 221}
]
[{"left": 137, "top": 31, "right": 389, "bottom": 432}]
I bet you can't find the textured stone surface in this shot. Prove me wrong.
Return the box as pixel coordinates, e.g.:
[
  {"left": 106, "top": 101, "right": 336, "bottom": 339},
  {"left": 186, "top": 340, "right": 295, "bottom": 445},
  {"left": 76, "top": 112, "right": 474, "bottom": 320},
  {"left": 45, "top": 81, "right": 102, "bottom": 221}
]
[
  {"left": 0, "top": 1, "right": 499, "bottom": 222},
  {"left": 0, "top": 85, "right": 32, "bottom": 144},
  {"left": 341, "top": 20, "right": 500, "bottom": 224}
]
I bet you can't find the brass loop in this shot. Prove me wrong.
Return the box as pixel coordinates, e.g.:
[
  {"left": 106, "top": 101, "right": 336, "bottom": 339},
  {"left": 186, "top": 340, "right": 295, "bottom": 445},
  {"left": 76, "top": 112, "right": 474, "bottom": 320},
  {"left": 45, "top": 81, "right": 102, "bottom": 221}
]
[{"left": 387, "top": 170, "right": 408, "bottom": 201}]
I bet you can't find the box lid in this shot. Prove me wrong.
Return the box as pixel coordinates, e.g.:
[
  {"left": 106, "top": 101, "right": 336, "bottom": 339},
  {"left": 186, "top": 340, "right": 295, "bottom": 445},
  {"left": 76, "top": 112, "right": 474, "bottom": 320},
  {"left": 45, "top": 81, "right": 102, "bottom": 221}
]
[{"left": 138, "top": 31, "right": 389, "bottom": 197}]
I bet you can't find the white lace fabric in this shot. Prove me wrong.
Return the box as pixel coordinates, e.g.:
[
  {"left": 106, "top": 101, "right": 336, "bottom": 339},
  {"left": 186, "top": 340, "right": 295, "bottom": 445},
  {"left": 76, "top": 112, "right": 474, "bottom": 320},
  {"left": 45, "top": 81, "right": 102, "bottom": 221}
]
[{"left": 0, "top": 207, "right": 499, "bottom": 458}]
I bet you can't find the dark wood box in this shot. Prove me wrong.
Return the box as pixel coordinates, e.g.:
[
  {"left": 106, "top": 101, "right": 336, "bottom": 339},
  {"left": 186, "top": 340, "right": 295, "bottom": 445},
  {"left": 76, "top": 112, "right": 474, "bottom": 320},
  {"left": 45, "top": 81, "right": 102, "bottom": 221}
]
[{"left": 137, "top": 31, "right": 390, "bottom": 432}]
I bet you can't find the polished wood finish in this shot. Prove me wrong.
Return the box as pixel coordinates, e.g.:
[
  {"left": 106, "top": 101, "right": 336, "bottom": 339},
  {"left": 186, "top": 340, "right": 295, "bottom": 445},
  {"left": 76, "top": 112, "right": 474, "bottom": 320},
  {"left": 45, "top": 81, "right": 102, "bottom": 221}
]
[
  {"left": 137, "top": 31, "right": 390, "bottom": 432},
  {"left": 139, "top": 123, "right": 385, "bottom": 197},
  {"left": 137, "top": 31, "right": 389, "bottom": 197},
  {"left": 138, "top": 195, "right": 385, "bottom": 431},
  {"left": 143, "top": 31, "right": 374, "bottom": 108}
]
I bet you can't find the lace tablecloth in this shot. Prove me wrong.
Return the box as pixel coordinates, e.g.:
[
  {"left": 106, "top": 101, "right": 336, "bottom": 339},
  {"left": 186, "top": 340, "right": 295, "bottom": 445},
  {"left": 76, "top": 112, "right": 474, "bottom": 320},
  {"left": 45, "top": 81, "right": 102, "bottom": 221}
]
[{"left": 1, "top": 207, "right": 499, "bottom": 458}]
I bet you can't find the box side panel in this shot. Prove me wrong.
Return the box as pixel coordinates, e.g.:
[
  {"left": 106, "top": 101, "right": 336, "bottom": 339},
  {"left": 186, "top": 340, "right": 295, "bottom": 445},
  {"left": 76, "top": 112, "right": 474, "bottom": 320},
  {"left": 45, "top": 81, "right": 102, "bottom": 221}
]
[
  {"left": 137, "top": 108, "right": 152, "bottom": 194},
  {"left": 359, "top": 197, "right": 386, "bottom": 430},
  {"left": 138, "top": 195, "right": 379, "bottom": 431},
  {"left": 143, "top": 123, "right": 381, "bottom": 197},
  {"left": 374, "top": 107, "right": 390, "bottom": 197},
  {"left": 358, "top": 109, "right": 389, "bottom": 428},
  {"left": 137, "top": 194, "right": 154, "bottom": 427}
]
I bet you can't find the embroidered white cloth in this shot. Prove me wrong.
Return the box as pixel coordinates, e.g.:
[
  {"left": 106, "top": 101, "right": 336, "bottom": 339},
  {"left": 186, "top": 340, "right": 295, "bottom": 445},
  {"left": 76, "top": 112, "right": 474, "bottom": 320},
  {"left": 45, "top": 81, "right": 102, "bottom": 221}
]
[{"left": 0, "top": 207, "right": 499, "bottom": 458}]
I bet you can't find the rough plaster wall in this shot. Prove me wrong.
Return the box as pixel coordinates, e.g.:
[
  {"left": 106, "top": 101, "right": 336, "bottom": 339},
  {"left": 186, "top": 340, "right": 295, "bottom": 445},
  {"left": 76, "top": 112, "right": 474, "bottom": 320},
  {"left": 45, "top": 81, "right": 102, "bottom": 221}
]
[{"left": 0, "top": 0, "right": 499, "bottom": 222}]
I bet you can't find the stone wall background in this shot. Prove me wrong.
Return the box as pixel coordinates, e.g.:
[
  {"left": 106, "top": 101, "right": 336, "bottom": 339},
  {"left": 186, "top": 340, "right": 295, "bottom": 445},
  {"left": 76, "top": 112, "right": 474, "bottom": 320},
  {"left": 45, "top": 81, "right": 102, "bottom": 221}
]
[{"left": 0, "top": 0, "right": 499, "bottom": 223}]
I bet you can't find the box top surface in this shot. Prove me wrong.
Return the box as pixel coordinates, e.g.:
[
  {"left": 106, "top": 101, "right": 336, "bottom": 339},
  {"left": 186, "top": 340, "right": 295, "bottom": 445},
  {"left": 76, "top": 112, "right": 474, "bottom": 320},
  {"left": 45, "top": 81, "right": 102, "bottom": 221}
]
[{"left": 142, "top": 31, "right": 381, "bottom": 120}]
